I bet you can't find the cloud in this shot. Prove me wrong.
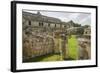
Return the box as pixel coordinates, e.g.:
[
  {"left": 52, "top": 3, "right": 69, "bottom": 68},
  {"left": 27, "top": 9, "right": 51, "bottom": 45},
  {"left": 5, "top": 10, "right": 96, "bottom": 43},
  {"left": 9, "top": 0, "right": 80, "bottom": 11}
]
[{"left": 80, "top": 15, "right": 91, "bottom": 25}]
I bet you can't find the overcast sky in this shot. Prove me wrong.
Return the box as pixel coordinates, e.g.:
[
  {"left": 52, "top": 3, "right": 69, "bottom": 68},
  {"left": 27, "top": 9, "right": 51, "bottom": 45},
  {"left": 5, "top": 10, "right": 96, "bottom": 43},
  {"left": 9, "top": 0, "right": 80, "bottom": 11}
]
[{"left": 23, "top": 10, "right": 91, "bottom": 26}]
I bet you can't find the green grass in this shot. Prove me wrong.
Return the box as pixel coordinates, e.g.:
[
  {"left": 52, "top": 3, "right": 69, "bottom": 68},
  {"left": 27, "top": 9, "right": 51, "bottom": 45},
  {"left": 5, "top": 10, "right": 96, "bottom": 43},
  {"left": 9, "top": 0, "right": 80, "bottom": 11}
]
[
  {"left": 23, "top": 54, "right": 62, "bottom": 63},
  {"left": 42, "top": 54, "right": 62, "bottom": 61},
  {"left": 68, "top": 35, "right": 78, "bottom": 60}
]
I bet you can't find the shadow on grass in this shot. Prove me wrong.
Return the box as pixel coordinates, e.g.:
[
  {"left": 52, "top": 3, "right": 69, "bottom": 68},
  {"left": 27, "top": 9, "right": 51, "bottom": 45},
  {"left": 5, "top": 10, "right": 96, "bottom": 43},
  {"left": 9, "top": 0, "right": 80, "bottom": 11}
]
[
  {"left": 23, "top": 53, "right": 77, "bottom": 63},
  {"left": 23, "top": 53, "right": 61, "bottom": 63},
  {"left": 64, "top": 57, "right": 76, "bottom": 61}
]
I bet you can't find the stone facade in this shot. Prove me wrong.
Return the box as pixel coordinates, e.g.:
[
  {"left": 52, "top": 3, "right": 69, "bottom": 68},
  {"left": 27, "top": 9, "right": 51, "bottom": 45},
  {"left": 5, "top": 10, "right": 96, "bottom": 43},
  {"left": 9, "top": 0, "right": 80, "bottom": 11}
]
[{"left": 84, "top": 27, "right": 91, "bottom": 36}]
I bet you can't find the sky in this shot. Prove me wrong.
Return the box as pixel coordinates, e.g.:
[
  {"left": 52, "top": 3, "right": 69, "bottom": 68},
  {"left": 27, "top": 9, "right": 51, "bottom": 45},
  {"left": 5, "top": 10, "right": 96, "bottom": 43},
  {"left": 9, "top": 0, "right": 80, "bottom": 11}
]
[{"left": 23, "top": 10, "right": 91, "bottom": 26}]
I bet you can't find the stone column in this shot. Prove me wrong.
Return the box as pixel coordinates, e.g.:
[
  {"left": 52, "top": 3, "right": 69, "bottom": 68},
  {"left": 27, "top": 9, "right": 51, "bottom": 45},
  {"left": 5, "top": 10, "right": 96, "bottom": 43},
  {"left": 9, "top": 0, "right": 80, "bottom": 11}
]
[{"left": 60, "top": 34, "right": 68, "bottom": 60}]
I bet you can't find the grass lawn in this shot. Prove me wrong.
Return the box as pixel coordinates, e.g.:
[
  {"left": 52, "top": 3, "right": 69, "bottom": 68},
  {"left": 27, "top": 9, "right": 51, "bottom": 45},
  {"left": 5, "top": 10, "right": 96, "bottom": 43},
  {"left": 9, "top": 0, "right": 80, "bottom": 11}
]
[
  {"left": 23, "top": 54, "right": 62, "bottom": 63},
  {"left": 68, "top": 35, "right": 78, "bottom": 60},
  {"left": 42, "top": 54, "right": 62, "bottom": 61}
]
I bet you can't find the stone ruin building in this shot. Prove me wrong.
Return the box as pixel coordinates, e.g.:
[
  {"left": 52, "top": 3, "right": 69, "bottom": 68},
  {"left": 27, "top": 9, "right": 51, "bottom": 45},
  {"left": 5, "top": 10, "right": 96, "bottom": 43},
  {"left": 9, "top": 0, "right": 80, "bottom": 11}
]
[{"left": 22, "top": 11, "right": 91, "bottom": 61}]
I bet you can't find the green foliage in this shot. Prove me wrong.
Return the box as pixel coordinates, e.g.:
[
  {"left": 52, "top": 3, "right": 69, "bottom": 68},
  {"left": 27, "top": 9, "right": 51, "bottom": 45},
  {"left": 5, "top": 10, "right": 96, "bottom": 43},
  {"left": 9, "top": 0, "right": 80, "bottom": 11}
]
[
  {"left": 74, "top": 23, "right": 81, "bottom": 27},
  {"left": 76, "top": 27, "right": 84, "bottom": 35},
  {"left": 83, "top": 25, "right": 90, "bottom": 28}
]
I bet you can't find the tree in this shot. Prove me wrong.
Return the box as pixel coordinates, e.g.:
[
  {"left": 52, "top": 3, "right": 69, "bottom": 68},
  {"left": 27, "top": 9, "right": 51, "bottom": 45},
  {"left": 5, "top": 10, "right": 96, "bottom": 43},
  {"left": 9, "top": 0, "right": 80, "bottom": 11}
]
[
  {"left": 83, "top": 25, "right": 90, "bottom": 28},
  {"left": 74, "top": 23, "right": 81, "bottom": 27},
  {"left": 76, "top": 27, "right": 84, "bottom": 35}
]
